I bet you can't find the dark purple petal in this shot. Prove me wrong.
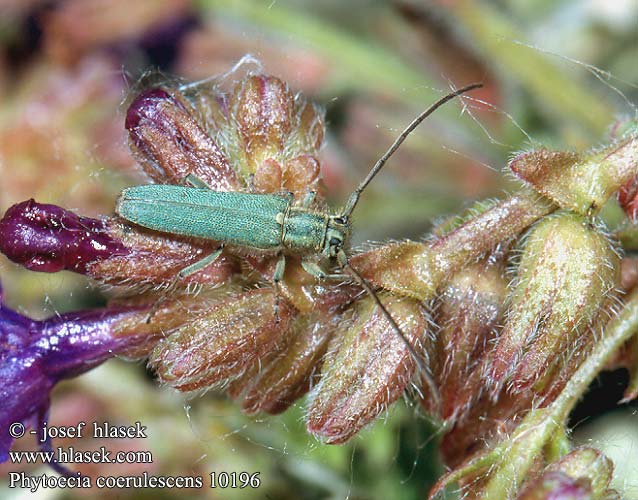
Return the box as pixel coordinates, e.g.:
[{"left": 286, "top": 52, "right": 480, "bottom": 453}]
[
  {"left": 0, "top": 290, "right": 156, "bottom": 463},
  {"left": 0, "top": 301, "right": 50, "bottom": 462},
  {"left": 0, "top": 200, "right": 127, "bottom": 273}
]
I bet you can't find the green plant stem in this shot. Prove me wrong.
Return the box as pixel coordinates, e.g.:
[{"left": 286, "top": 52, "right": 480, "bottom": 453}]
[{"left": 480, "top": 409, "right": 554, "bottom": 499}]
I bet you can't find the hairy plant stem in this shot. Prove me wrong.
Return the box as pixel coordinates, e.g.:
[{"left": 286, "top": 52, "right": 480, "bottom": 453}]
[
  {"left": 429, "top": 189, "right": 555, "bottom": 275},
  {"left": 359, "top": 189, "right": 556, "bottom": 300}
]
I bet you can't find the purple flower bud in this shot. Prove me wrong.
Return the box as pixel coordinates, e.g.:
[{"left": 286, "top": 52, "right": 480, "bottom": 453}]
[
  {"left": 126, "top": 88, "right": 172, "bottom": 132},
  {"left": 0, "top": 199, "right": 127, "bottom": 273}
]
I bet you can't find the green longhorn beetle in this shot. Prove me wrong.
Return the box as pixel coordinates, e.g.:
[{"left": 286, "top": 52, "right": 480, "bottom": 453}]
[{"left": 116, "top": 83, "right": 482, "bottom": 408}]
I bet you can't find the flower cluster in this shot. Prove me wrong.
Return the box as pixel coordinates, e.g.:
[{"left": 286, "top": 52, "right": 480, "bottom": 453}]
[
  {"left": 2, "top": 65, "right": 428, "bottom": 446},
  {"left": 1, "top": 62, "right": 637, "bottom": 497}
]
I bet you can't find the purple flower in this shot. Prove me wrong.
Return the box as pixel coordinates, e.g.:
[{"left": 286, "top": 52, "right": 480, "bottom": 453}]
[{"left": 0, "top": 284, "right": 157, "bottom": 471}]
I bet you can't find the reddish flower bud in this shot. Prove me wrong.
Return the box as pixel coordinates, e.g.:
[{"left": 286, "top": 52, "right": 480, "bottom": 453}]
[
  {"left": 488, "top": 212, "right": 619, "bottom": 395},
  {"left": 95, "top": 218, "right": 237, "bottom": 286},
  {"left": 231, "top": 75, "right": 295, "bottom": 173},
  {"left": 223, "top": 74, "right": 325, "bottom": 196},
  {"left": 439, "top": 390, "right": 524, "bottom": 468},
  {"left": 126, "top": 88, "right": 240, "bottom": 190},
  {"left": 517, "top": 472, "right": 591, "bottom": 500},
  {"left": 297, "top": 101, "right": 325, "bottom": 153},
  {"left": 434, "top": 261, "right": 508, "bottom": 421},
  {"left": 307, "top": 294, "right": 428, "bottom": 443},
  {"left": 232, "top": 313, "right": 337, "bottom": 415},
  {"left": 149, "top": 289, "right": 294, "bottom": 392},
  {"left": 351, "top": 193, "right": 554, "bottom": 301},
  {"left": 518, "top": 448, "right": 615, "bottom": 500},
  {"left": 180, "top": 84, "right": 231, "bottom": 138},
  {"left": 245, "top": 255, "right": 360, "bottom": 314},
  {"left": 351, "top": 241, "right": 440, "bottom": 300},
  {"left": 618, "top": 174, "right": 638, "bottom": 222},
  {"left": 619, "top": 256, "right": 638, "bottom": 292},
  {"left": 126, "top": 73, "right": 326, "bottom": 200},
  {"left": 511, "top": 133, "right": 638, "bottom": 215},
  {"left": 252, "top": 158, "right": 283, "bottom": 194},
  {"left": 282, "top": 155, "right": 321, "bottom": 195}
]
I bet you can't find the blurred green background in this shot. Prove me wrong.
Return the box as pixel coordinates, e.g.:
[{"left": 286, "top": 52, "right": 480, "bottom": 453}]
[{"left": 0, "top": 0, "right": 636, "bottom": 498}]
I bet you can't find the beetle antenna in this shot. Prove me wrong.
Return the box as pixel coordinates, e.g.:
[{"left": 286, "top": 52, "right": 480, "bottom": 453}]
[
  {"left": 337, "top": 250, "right": 441, "bottom": 413},
  {"left": 341, "top": 82, "right": 483, "bottom": 219}
]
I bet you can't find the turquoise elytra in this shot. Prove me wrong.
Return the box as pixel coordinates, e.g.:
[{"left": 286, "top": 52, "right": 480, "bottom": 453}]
[{"left": 116, "top": 185, "right": 346, "bottom": 256}]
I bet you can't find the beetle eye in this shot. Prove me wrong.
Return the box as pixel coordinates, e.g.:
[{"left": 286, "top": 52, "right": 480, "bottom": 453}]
[
  {"left": 329, "top": 237, "right": 341, "bottom": 247},
  {"left": 333, "top": 217, "right": 346, "bottom": 225}
]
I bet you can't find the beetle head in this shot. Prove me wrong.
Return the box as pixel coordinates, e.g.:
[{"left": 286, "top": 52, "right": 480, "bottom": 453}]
[{"left": 324, "top": 215, "right": 350, "bottom": 258}]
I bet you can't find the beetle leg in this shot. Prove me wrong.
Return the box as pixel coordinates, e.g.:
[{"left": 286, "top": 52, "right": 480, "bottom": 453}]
[
  {"left": 301, "top": 259, "right": 344, "bottom": 280},
  {"left": 272, "top": 253, "right": 286, "bottom": 323},
  {"left": 300, "top": 190, "right": 317, "bottom": 208},
  {"left": 177, "top": 245, "right": 224, "bottom": 279},
  {"left": 183, "top": 173, "right": 211, "bottom": 189},
  {"left": 247, "top": 173, "right": 256, "bottom": 193},
  {"left": 145, "top": 246, "right": 224, "bottom": 323}
]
